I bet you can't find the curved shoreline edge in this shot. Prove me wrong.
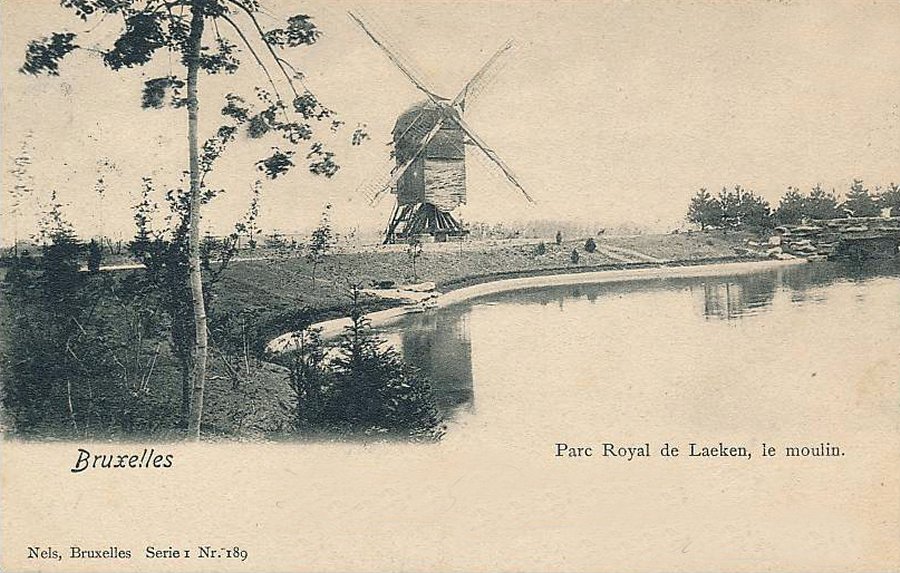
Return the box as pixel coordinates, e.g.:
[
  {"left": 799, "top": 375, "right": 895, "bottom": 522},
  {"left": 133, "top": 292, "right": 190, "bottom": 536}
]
[{"left": 267, "top": 257, "right": 808, "bottom": 353}]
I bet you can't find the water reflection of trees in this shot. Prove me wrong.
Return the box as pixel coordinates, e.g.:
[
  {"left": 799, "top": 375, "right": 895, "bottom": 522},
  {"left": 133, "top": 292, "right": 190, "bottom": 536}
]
[
  {"left": 492, "top": 263, "right": 893, "bottom": 321},
  {"left": 399, "top": 310, "right": 474, "bottom": 415},
  {"left": 697, "top": 261, "right": 897, "bottom": 319},
  {"left": 699, "top": 272, "right": 778, "bottom": 320},
  {"left": 695, "top": 266, "right": 838, "bottom": 320}
]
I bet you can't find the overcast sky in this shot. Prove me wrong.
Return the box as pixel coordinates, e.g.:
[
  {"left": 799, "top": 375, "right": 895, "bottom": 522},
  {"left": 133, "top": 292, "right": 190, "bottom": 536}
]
[{"left": 2, "top": 0, "right": 899, "bottom": 243}]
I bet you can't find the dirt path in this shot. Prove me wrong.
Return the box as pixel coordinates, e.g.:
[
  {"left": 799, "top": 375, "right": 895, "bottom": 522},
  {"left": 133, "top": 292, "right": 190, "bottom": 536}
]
[
  {"left": 596, "top": 243, "right": 664, "bottom": 263},
  {"left": 85, "top": 254, "right": 276, "bottom": 273}
]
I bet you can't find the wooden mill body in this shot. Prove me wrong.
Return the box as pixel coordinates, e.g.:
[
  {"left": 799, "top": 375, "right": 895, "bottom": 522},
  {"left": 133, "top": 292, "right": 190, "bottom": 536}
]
[{"left": 385, "top": 100, "right": 469, "bottom": 243}]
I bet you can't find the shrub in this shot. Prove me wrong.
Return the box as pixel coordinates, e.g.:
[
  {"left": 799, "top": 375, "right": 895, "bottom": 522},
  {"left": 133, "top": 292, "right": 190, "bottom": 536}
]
[
  {"left": 570, "top": 249, "right": 580, "bottom": 264},
  {"left": 3, "top": 228, "right": 177, "bottom": 437},
  {"left": 328, "top": 304, "right": 443, "bottom": 440},
  {"left": 535, "top": 242, "right": 546, "bottom": 256},
  {"left": 286, "top": 328, "right": 328, "bottom": 432},
  {"left": 87, "top": 239, "right": 102, "bottom": 274},
  {"left": 584, "top": 238, "right": 596, "bottom": 253},
  {"left": 285, "top": 290, "right": 444, "bottom": 441}
]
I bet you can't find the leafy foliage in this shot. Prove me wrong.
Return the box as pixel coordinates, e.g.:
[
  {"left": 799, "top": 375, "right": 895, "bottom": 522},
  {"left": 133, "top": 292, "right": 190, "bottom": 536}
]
[
  {"left": 141, "top": 76, "right": 186, "bottom": 109},
  {"left": 128, "top": 180, "right": 195, "bottom": 424},
  {"left": 803, "top": 185, "right": 842, "bottom": 220},
  {"left": 199, "top": 37, "right": 240, "bottom": 74},
  {"left": 263, "top": 15, "right": 321, "bottom": 48},
  {"left": 88, "top": 239, "right": 103, "bottom": 273},
  {"left": 221, "top": 93, "right": 250, "bottom": 122},
  {"left": 773, "top": 185, "right": 842, "bottom": 224},
  {"left": 200, "top": 125, "right": 239, "bottom": 175},
  {"left": 735, "top": 188, "right": 772, "bottom": 231},
  {"left": 20, "top": 33, "right": 78, "bottom": 76},
  {"left": 20, "top": 0, "right": 368, "bottom": 439},
  {"left": 351, "top": 124, "right": 370, "bottom": 146},
  {"left": 103, "top": 13, "right": 166, "bottom": 70},
  {"left": 686, "top": 186, "right": 771, "bottom": 232},
  {"left": 35, "top": 191, "right": 76, "bottom": 245},
  {"left": 774, "top": 187, "right": 806, "bottom": 225},
  {"left": 691, "top": 180, "right": 900, "bottom": 233},
  {"left": 25, "top": 1, "right": 355, "bottom": 184},
  {"left": 7, "top": 133, "right": 35, "bottom": 255},
  {"left": 307, "top": 142, "right": 339, "bottom": 178},
  {"left": 307, "top": 203, "right": 335, "bottom": 284},
  {"left": 286, "top": 328, "right": 327, "bottom": 431},
  {"left": 292, "top": 92, "right": 332, "bottom": 120},
  {"left": 256, "top": 148, "right": 295, "bottom": 178},
  {"left": 584, "top": 237, "right": 596, "bottom": 253},
  {"left": 233, "top": 180, "right": 262, "bottom": 249},
  {"left": 716, "top": 187, "right": 742, "bottom": 230},
  {"left": 61, "top": 0, "right": 124, "bottom": 20}
]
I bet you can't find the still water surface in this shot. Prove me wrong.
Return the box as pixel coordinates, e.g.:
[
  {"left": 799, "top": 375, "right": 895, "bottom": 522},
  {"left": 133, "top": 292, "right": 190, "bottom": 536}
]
[
  {"left": 352, "top": 261, "right": 900, "bottom": 569},
  {"left": 380, "top": 261, "right": 900, "bottom": 438}
]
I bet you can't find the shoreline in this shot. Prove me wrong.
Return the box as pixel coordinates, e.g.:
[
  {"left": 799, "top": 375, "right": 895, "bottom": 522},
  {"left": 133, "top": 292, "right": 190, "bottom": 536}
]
[{"left": 267, "top": 256, "right": 808, "bottom": 353}]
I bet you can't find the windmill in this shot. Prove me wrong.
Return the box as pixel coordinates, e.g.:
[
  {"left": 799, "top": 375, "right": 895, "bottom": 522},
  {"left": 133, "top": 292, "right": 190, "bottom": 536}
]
[{"left": 349, "top": 12, "right": 535, "bottom": 244}]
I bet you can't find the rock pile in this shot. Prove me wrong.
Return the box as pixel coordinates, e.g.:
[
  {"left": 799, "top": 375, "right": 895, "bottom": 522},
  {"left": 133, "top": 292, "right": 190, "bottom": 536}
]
[{"left": 771, "top": 217, "right": 900, "bottom": 260}]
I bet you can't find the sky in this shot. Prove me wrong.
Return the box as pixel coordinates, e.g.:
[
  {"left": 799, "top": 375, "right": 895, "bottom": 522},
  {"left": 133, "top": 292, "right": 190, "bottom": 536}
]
[{"left": 2, "top": 0, "right": 899, "bottom": 243}]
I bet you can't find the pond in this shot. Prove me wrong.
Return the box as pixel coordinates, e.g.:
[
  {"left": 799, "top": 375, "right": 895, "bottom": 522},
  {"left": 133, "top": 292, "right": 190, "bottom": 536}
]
[{"left": 380, "top": 261, "right": 900, "bottom": 440}]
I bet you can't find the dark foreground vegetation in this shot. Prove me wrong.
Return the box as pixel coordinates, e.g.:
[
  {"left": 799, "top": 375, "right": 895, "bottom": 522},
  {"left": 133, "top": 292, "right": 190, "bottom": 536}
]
[{"left": 0, "top": 197, "right": 444, "bottom": 442}]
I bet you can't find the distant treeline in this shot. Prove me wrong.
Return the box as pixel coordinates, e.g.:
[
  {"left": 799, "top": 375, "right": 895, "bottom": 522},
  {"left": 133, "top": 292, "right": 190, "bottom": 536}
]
[
  {"left": 687, "top": 180, "right": 900, "bottom": 232},
  {"left": 465, "top": 219, "right": 641, "bottom": 240}
]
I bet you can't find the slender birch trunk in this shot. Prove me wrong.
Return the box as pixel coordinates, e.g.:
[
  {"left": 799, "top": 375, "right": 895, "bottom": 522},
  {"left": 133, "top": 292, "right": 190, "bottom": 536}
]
[{"left": 186, "top": 1, "right": 208, "bottom": 439}]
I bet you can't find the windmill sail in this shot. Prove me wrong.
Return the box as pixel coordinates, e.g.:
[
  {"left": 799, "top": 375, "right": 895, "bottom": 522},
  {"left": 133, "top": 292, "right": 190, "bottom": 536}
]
[
  {"left": 348, "top": 11, "right": 443, "bottom": 104},
  {"left": 453, "top": 40, "right": 514, "bottom": 110},
  {"left": 452, "top": 114, "right": 535, "bottom": 204}
]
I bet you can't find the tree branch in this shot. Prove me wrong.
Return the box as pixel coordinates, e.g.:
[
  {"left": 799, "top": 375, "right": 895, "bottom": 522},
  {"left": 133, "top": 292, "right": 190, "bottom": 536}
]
[
  {"left": 217, "top": 12, "right": 288, "bottom": 120},
  {"left": 223, "top": 0, "right": 302, "bottom": 99}
]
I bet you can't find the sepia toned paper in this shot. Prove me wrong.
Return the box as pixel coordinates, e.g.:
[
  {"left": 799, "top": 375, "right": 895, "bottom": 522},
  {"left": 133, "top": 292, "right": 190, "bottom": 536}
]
[{"left": 2, "top": 1, "right": 899, "bottom": 571}]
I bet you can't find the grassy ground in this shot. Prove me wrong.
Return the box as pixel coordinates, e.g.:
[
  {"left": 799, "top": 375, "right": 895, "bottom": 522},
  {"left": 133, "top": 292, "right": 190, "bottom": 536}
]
[
  {"left": 601, "top": 231, "right": 757, "bottom": 261},
  {"left": 215, "top": 231, "right": 759, "bottom": 324}
]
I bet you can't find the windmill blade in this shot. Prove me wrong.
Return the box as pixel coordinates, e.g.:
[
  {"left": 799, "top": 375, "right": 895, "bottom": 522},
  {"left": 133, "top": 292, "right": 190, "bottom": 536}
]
[
  {"left": 348, "top": 11, "right": 443, "bottom": 105},
  {"left": 452, "top": 40, "right": 514, "bottom": 110},
  {"left": 453, "top": 114, "right": 535, "bottom": 204},
  {"left": 355, "top": 162, "right": 395, "bottom": 205},
  {"left": 369, "top": 116, "right": 447, "bottom": 205}
]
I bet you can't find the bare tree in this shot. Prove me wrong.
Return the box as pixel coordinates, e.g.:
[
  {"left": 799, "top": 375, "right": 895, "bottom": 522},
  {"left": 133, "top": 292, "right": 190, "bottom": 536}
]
[{"left": 8, "top": 132, "right": 35, "bottom": 257}]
